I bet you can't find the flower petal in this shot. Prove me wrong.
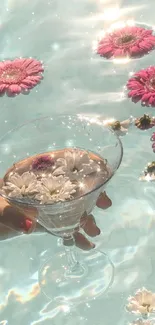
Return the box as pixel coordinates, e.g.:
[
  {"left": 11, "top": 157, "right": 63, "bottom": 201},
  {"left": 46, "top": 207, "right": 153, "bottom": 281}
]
[
  {"left": 0, "top": 84, "right": 7, "bottom": 93},
  {"left": 8, "top": 84, "right": 21, "bottom": 94},
  {"left": 22, "top": 77, "right": 38, "bottom": 88}
]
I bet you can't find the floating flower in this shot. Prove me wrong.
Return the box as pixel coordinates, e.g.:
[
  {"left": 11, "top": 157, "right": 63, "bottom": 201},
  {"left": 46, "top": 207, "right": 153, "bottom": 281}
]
[
  {"left": 129, "top": 319, "right": 154, "bottom": 325},
  {"left": 152, "top": 143, "right": 155, "bottom": 153},
  {"left": 1, "top": 172, "right": 39, "bottom": 198},
  {"left": 105, "top": 119, "right": 129, "bottom": 136},
  {"left": 135, "top": 114, "right": 155, "bottom": 130},
  {"left": 127, "top": 66, "right": 155, "bottom": 107},
  {"left": 0, "top": 58, "right": 44, "bottom": 96},
  {"left": 32, "top": 155, "right": 55, "bottom": 171},
  {"left": 97, "top": 26, "right": 155, "bottom": 59},
  {"left": 53, "top": 150, "right": 99, "bottom": 180},
  {"left": 35, "top": 175, "right": 77, "bottom": 204},
  {"left": 151, "top": 132, "right": 155, "bottom": 141},
  {"left": 126, "top": 287, "right": 155, "bottom": 316},
  {"left": 140, "top": 162, "right": 155, "bottom": 181},
  {"left": 150, "top": 133, "right": 155, "bottom": 152}
]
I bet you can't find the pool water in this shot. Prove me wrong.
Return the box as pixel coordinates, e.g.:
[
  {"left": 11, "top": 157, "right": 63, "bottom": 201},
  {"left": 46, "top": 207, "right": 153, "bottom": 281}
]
[{"left": 0, "top": 0, "right": 155, "bottom": 324}]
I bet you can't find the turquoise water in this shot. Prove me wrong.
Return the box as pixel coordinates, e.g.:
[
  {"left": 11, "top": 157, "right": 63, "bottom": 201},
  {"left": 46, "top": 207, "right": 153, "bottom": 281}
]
[{"left": 0, "top": 0, "right": 155, "bottom": 324}]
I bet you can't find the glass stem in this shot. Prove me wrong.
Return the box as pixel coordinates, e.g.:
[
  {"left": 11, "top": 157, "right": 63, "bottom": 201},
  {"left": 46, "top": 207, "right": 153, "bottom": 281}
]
[{"left": 63, "top": 236, "right": 86, "bottom": 278}]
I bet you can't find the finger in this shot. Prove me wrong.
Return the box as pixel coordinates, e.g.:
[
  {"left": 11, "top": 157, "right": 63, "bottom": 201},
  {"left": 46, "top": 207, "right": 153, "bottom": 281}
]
[
  {"left": 96, "top": 192, "right": 112, "bottom": 209},
  {"left": 82, "top": 214, "right": 100, "bottom": 237},
  {"left": 0, "top": 196, "right": 45, "bottom": 235},
  {"left": 0, "top": 197, "right": 36, "bottom": 233},
  {"left": 1, "top": 205, "right": 35, "bottom": 233},
  {"left": 63, "top": 232, "right": 96, "bottom": 250},
  {"left": 74, "top": 232, "right": 95, "bottom": 250}
]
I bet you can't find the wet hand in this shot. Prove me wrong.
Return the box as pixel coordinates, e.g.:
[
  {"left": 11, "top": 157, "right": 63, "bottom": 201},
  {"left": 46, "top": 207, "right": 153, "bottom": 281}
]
[
  {"left": 0, "top": 192, "right": 112, "bottom": 250},
  {"left": 64, "top": 192, "right": 112, "bottom": 250}
]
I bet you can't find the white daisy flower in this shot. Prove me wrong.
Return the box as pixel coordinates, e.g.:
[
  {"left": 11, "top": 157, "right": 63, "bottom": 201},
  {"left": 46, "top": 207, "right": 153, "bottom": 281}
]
[
  {"left": 103, "top": 118, "right": 131, "bottom": 136},
  {"left": 126, "top": 287, "right": 155, "bottom": 316},
  {"left": 53, "top": 150, "right": 98, "bottom": 180},
  {"left": 2, "top": 172, "right": 39, "bottom": 198},
  {"left": 35, "top": 175, "right": 77, "bottom": 204},
  {"left": 139, "top": 162, "right": 155, "bottom": 182}
]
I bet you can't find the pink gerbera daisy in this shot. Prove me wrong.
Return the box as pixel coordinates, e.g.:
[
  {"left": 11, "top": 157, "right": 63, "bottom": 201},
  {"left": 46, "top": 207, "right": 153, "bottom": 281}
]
[
  {"left": 97, "top": 26, "right": 155, "bottom": 59},
  {"left": 127, "top": 66, "right": 155, "bottom": 107},
  {"left": 0, "top": 58, "right": 44, "bottom": 96}
]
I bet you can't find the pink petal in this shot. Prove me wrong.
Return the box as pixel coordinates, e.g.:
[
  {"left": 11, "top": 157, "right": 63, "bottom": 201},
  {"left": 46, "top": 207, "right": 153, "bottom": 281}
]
[
  {"left": 143, "top": 30, "right": 152, "bottom": 36},
  {"left": 149, "top": 96, "right": 155, "bottom": 105},
  {"left": 152, "top": 143, "right": 155, "bottom": 149},
  {"left": 8, "top": 84, "right": 21, "bottom": 94},
  {"left": 151, "top": 99, "right": 155, "bottom": 107},
  {"left": 28, "top": 75, "right": 42, "bottom": 82},
  {"left": 21, "top": 58, "right": 43, "bottom": 71},
  {"left": 20, "top": 83, "right": 30, "bottom": 90},
  {"left": 97, "top": 45, "right": 113, "bottom": 54},
  {"left": 22, "top": 77, "right": 38, "bottom": 88},
  {"left": 26, "top": 67, "right": 44, "bottom": 75},
  {"left": 27, "top": 61, "right": 43, "bottom": 71},
  {"left": 21, "top": 58, "right": 36, "bottom": 68},
  {"left": 127, "top": 81, "right": 143, "bottom": 89},
  {"left": 12, "top": 58, "right": 23, "bottom": 65},
  {"left": 148, "top": 67, "right": 155, "bottom": 75},
  {"left": 0, "top": 62, "right": 5, "bottom": 69},
  {"left": 113, "top": 48, "right": 124, "bottom": 57},
  {"left": 130, "top": 45, "right": 140, "bottom": 55},
  {"left": 142, "top": 93, "right": 152, "bottom": 102},
  {"left": 0, "top": 84, "right": 7, "bottom": 93},
  {"left": 132, "top": 96, "right": 142, "bottom": 103},
  {"left": 3, "top": 60, "right": 12, "bottom": 66},
  {"left": 135, "top": 71, "right": 149, "bottom": 80},
  {"left": 139, "top": 41, "right": 151, "bottom": 50},
  {"left": 128, "top": 90, "right": 141, "bottom": 97},
  {"left": 151, "top": 132, "right": 155, "bottom": 141}
]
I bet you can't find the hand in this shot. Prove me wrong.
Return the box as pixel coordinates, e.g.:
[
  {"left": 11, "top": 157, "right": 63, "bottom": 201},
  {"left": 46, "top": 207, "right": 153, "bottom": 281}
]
[{"left": 0, "top": 192, "right": 112, "bottom": 250}]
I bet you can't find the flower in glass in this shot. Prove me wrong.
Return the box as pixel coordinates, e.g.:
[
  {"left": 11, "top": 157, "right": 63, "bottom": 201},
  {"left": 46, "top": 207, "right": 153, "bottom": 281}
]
[
  {"left": 127, "top": 66, "right": 155, "bottom": 107},
  {"left": 1, "top": 172, "right": 39, "bottom": 198},
  {"left": 32, "top": 155, "right": 54, "bottom": 171},
  {"left": 53, "top": 150, "right": 98, "bottom": 180},
  {"left": 35, "top": 175, "right": 77, "bottom": 204},
  {"left": 0, "top": 58, "right": 44, "bottom": 96},
  {"left": 97, "top": 26, "right": 155, "bottom": 59},
  {"left": 135, "top": 114, "right": 155, "bottom": 130},
  {"left": 126, "top": 288, "right": 155, "bottom": 315}
]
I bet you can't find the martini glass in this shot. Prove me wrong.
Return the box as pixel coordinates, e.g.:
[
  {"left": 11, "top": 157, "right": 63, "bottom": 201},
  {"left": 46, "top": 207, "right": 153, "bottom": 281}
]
[{"left": 0, "top": 115, "right": 123, "bottom": 303}]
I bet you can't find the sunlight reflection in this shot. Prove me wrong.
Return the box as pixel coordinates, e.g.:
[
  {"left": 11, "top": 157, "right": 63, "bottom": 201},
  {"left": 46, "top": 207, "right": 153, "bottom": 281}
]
[
  {"left": 101, "top": 6, "right": 120, "bottom": 21},
  {"left": 85, "top": 4, "right": 147, "bottom": 24},
  {"left": 0, "top": 283, "right": 40, "bottom": 311},
  {"left": 113, "top": 57, "right": 131, "bottom": 64}
]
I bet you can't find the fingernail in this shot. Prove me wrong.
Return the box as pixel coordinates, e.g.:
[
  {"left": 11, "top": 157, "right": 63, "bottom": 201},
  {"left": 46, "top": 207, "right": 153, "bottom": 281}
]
[{"left": 20, "top": 218, "right": 33, "bottom": 232}]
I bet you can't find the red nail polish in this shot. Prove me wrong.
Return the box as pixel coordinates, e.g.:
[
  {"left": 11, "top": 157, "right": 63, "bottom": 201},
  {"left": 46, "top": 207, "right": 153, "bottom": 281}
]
[{"left": 20, "top": 218, "right": 32, "bottom": 232}]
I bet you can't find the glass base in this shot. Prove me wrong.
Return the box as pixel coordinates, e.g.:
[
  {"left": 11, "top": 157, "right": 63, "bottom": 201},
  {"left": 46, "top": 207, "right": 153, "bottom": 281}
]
[{"left": 39, "top": 248, "right": 114, "bottom": 303}]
